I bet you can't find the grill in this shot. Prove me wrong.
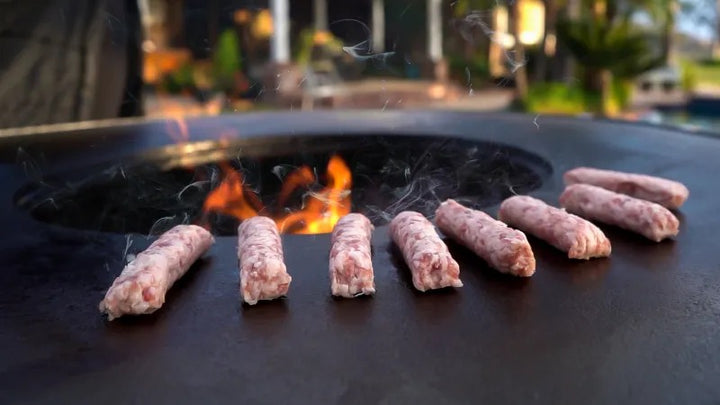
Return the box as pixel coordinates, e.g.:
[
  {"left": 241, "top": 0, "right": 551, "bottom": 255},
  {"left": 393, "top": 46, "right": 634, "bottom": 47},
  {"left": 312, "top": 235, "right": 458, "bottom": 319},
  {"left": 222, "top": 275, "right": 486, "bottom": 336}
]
[{"left": 1, "top": 111, "right": 718, "bottom": 404}]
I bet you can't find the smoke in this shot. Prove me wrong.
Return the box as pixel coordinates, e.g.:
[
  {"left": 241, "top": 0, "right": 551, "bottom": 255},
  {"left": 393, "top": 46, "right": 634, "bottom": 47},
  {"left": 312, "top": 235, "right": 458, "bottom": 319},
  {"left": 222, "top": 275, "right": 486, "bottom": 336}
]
[
  {"left": 451, "top": 8, "right": 528, "bottom": 83},
  {"left": 15, "top": 135, "right": 549, "bottom": 236},
  {"left": 271, "top": 164, "right": 301, "bottom": 182},
  {"left": 342, "top": 40, "right": 396, "bottom": 66},
  {"left": 148, "top": 213, "right": 189, "bottom": 236},
  {"left": 330, "top": 19, "right": 396, "bottom": 70},
  {"left": 352, "top": 137, "right": 548, "bottom": 227},
  {"left": 465, "top": 66, "right": 475, "bottom": 96},
  {"left": 177, "top": 180, "right": 211, "bottom": 202},
  {"left": 16, "top": 147, "right": 44, "bottom": 184},
  {"left": 122, "top": 234, "right": 134, "bottom": 262}
]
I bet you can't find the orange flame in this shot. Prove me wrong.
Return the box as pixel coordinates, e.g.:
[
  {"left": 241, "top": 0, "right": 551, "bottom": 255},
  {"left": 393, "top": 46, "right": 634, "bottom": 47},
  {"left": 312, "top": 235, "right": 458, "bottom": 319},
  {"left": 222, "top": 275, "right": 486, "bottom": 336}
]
[
  {"left": 202, "top": 162, "right": 261, "bottom": 219},
  {"left": 276, "top": 166, "right": 316, "bottom": 209},
  {"left": 202, "top": 155, "right": 352, "bottom": 234}
]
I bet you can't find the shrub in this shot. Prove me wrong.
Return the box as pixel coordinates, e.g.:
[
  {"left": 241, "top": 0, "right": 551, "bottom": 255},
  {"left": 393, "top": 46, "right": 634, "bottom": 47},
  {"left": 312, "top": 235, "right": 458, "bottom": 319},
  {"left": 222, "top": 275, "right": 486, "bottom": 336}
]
[
  {"left": 525, "top": 79, "right": 632, "bottom": 116},
  {"left": 698, "top": 58, "right": 720, "bottom": 67},
  {"left": 212, "top": 29, "right": 243, "bottom": 93},
  {"left": 524, "top": 82, "right": 589, "bottom": 114},
  {"left": 681, "top": 61, "right": 698, "bottom": 92},
  {"left": 611, "top": 79, "right": 629, "bottom": 108},
  {"left": 160, "top": 63, "right": 195, "bottom": 94}
]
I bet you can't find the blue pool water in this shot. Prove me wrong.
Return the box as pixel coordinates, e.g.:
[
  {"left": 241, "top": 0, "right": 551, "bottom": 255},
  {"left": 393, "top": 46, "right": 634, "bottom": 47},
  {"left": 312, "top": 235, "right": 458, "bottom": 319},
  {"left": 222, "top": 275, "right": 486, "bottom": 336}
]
[{"left": 643, "top": 111, "right": 720, "bottom": 136}]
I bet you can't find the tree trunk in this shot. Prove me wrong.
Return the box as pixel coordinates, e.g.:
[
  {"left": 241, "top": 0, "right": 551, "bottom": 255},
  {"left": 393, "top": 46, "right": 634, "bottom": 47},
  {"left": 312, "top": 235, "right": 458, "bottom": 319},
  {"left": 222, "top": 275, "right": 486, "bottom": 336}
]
[
  {"left": 535, "top": 0, "right": 557, "bottom": 82},
  {"left": 600, "top": 68, "right": 613, "bottom": 116},
  {"left": 714, "top": 0, "right": 720, "bottom": 58},
  {"left": 661, "top": 22, "right": 672, "bottom": 64},
  {"left": 563, "top": 0, "right": 581, "bottom": 84},
  {"left": 511, "top": 1, "right": 529, "bottom": 101},
  {"left": 588, "top": 0, "right": 610, "bottom": 115},
  {"left": 209, "top": 0, "right": 219, "bottom": 48},
  {"left": 660, "top": 1, "right": 675, "bottom": 64},
  {"left": 464, "top": 34, "right": 474, "bottom": 60}
]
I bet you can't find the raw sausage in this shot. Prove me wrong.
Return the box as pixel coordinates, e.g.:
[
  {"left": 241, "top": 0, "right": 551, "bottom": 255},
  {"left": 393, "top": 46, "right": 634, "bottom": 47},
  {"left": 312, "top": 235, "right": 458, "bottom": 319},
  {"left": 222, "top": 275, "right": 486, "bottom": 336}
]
[
  {"left": 564, "top": 166, "right": 689, "bottom": 209},
  {"left": 238, "top": 216, "right": 292, "bottom": 305},
  {"left": 498, "top": 196, "right": 611, "bottom": 259},
  {"left": 389, "top": 211, "right": 463, "bottom": 291},
  {"left": 559, "top": 184, "right": 679, "bottom": 242},
  {"left": 435, "top": 199, "right": 536, "bottom": 277},
  {"left": 329, "top": 213, "right": 375, "bottom": 297},
  {"left": 99, "top": 224, "right": 215, "bottom": 320}
]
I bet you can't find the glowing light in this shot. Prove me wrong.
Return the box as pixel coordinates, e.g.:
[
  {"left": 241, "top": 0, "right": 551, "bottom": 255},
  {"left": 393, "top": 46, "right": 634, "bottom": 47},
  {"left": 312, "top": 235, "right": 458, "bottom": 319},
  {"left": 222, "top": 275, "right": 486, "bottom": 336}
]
[
  {"left": 518, "top": 0, "right": 545, "bottom": 46},
  {"left": 492, "top": 7, "right": 515, "bottom": 49},
  {"left": 428, "top": 83, "right": 447, "bottom": 99},
  {"left": 497, "top": 33, "right": 516, "bottom": 49},
  {"left": 252, "top": 9, "right": 274, "bottom": 39},
  {"left": 202, "top": 155, "right": 352, "bottom": 235},
  {"left": 234, "top": 9, "right": 251, "bottom": 25},
  {"left": 313, "top": 30, "right": 332, "bottom": 45}
]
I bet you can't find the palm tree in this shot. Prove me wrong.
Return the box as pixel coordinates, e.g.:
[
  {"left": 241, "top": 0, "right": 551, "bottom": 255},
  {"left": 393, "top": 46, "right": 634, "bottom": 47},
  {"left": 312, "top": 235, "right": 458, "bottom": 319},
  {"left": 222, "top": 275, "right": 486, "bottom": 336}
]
[
  {"left": 534, "top": 0, "right": 558, "bottom": 82},
  {"left": 451, "top": 0, "right": 495, "bottom": 61},
  {"left": 510, "top": 0, "right": 529, "bottom": 100},
  {"left": 715, "top": 0, "right": 720, "bottom": 57},
  {"left": 557, "top": 0, "right": 665, "bottom": 115},
  {"left": 624, "top": 0, "right": 676, "bottom": 63}
]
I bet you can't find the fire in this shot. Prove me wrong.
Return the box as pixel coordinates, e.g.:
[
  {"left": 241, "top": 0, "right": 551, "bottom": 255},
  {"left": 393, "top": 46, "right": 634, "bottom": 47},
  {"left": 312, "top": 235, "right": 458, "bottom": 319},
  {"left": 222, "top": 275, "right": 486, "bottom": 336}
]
[
  {"left": 202, "top": 162, "right": 261, "bottom": 219},
  {"left": 202, "top": 155, "right": 352, "bottom": 234}
]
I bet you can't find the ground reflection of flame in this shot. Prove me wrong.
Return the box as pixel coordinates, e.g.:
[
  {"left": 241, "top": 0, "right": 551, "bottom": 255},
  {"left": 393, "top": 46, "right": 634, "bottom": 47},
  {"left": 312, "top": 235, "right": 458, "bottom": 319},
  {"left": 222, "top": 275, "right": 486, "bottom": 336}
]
[{"left": 165, "top": 115, "right": 190, "bottom": 144}]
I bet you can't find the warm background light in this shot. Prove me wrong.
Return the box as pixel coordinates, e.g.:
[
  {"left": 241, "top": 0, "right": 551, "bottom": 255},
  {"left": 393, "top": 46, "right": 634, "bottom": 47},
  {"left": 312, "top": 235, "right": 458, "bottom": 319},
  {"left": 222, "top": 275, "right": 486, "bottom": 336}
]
[{"left": 518, "top": 0, "right": 545, "bottom": 46}]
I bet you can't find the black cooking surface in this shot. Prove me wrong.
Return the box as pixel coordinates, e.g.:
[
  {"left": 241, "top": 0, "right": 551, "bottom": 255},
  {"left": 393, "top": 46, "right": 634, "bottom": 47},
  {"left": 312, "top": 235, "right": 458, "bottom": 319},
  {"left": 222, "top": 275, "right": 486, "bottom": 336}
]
[
  {"left": 16, "top": 135, "right": 550, "bottom": 235},
  {"left": 1, "top": 112, "right": 719, "bottom": 404}
]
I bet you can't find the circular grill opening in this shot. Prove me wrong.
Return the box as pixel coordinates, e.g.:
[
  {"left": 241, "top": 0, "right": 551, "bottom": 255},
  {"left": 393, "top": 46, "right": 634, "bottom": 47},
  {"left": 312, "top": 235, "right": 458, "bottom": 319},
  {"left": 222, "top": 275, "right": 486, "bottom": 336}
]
[{"left": 15, "top": 134, "right": 552, "bottom": 235}]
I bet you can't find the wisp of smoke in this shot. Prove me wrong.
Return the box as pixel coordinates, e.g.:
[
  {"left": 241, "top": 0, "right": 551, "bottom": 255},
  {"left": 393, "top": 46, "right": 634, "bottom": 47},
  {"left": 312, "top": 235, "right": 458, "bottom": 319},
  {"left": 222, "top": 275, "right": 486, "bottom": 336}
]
[
  {"left": 465, "top": 66, "right": 474, "bottom": 96},
  {"left": 177, "top": 180, "right": 211, "bottom": 202},
  {"left": 342, "top": 40, "right": 395, "bottom": 65},
  {"left": 122, "top": 234, "right": 133, "bottom": 262},
  {"left": 330, "top": 19, "right": 396, "bottom": 69},
  {"left": 31, "top": 197, "right": 59, "bottom": 211},
  {"left": 16, "top": 147, "right": 44, "bottom": 183},
  {"left": 362, "top": 141, "right": 462, "bottom": 224},
  {"left": 148, "top": 215, "right": 183, "bottom": 236},
  {"left": 452, "top": 9, "right": 527, "bottom": 82}
]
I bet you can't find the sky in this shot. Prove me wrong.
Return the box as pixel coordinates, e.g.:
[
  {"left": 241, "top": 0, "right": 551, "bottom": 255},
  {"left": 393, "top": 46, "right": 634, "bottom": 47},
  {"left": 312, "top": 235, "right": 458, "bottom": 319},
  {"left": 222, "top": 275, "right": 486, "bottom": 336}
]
[{"left": 676, "top": 0, "right": 716, "bottom": 41}]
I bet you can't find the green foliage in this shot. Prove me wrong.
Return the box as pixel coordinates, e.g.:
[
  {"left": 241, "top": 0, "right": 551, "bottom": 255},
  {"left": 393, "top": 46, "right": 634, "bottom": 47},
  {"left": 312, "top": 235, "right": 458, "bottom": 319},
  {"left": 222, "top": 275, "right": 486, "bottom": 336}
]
[
  {"left": 690, "top": 59, "right": 720, "bottom": 86},
  {"left": 680, "top": 60, "right": 698, "bottom": 92},
  {"left": 161, "top": 63, "right": 195, "bottom": 94},
  {"left": 611, "top": 77, "right": 633, "bottom": 109},
  {"left": 212, "top": 29, "right": 243, "bottom": 92},
  {"left": 452, "top": 0, "right": 496, "bottom": 17},
  {"left": 293, "top": 28, "right": 344, "bottom": 66},
  {"left": 524, "top": 80, "right": 631, "bottom": 115},
  {"left": 524, "top": 82, "right": 594, "bottom": 114},
  {"left": 295, "top": 29, "right": 315, "bottom": 66},
  {"left": 556, "top": 17, "right": 664, "bottom": 79},
  {"left": 698, "top": 58, "right": 720, "bottom": 67}
]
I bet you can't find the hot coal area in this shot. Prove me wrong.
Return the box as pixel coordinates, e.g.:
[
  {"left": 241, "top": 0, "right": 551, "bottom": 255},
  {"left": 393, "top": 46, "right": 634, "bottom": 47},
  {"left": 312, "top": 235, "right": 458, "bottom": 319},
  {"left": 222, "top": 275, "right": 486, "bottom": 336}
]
[{"left": 15, "top": 135, "right": 552, "bottom": 235}]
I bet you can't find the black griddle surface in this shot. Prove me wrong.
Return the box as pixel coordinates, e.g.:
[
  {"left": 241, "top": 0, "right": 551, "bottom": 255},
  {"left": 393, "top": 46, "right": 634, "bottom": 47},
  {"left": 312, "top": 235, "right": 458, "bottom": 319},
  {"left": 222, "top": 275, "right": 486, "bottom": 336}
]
[{"left": 1, "top": 112, "right": 719, "bottom": 404}]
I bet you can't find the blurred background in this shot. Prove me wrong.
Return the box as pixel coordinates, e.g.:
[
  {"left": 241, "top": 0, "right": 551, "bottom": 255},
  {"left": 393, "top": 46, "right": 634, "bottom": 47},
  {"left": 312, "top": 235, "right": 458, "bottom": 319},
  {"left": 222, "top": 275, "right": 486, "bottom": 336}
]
[{"left": 1, "top": 0, "right": 719, "bottom": 133}]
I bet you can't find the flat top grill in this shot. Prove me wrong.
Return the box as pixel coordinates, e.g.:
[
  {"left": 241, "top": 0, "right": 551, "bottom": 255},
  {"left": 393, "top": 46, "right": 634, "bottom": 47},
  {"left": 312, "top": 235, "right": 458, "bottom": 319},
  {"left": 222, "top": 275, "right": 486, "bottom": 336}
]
[{"left": 1, "top": 112, "right": 718, "bottom": 405}]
